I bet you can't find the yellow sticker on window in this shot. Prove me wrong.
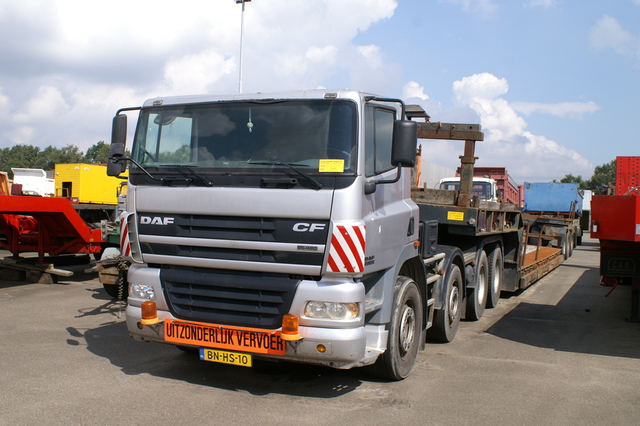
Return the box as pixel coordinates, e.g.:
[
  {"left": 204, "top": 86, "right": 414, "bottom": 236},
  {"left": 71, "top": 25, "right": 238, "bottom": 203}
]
[
  {"left": 319, "top": 159, "right": 345, "bottom": 173},
  {"left": 447, "top": 211, "right": 465, "bottom": 221}
]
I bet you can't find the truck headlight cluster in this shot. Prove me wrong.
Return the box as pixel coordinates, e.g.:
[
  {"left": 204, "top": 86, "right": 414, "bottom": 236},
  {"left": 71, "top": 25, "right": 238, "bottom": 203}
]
[
  {"left": 130, "top": 283, "right": 156, "bottom": 300},
  {"left": 304, "top": 301, "right": 359, "bottom": 320}
]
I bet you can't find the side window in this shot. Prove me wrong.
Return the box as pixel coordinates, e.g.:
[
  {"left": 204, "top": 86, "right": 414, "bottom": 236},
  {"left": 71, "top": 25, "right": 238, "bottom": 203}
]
[{"left": 365, "top": 106, "right": 395, "bottom": 177}]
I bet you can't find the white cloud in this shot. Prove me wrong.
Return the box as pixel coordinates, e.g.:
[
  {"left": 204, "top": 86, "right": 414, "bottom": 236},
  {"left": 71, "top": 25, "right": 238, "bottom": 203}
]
[
  {"left": 0, "top": 89, "right": 9, "bottom": 116},
  {"left": 440, "top": 0, "right": 498, "bottom": 17},
  {"left": 407, "top": 73, "right": 593, "bottom": 183},
  {"left": 0, "top": 0, "right": 399, "bottom": 152},
  {"left": 589, "top": 15, "right": 640, "bottom": 59},
  {"left": 403, "top": 81, "right": 430, "bottom": 100},
  {"left": 13, "top": 86, "right": 70, "bottom": 123},
  {"left": 511, "top": 101, "right": 600, "bottom": 119},
  {"left": 527, "top": 0, "right": 558, "bottom": 7},
  {"left": 163, "top": 50, "right": 236, "bottom": 95}
]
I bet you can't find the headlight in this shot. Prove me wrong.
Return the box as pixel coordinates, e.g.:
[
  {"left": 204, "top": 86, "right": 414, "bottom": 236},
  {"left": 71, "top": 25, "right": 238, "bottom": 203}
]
[
  {"left": 304, "top": 301, "right": 359, "bottom": 320},
  {"left": 130, "top": 283, "right": 156, "bottom": 300}
]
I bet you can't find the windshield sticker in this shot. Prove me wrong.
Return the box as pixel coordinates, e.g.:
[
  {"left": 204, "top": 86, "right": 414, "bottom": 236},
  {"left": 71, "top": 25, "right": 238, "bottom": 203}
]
[{"left": 319, "top": 159, "right": 345, "bottom": 173}]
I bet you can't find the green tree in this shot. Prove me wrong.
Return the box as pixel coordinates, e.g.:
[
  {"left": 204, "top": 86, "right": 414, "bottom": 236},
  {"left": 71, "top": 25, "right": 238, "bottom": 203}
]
[
  {"left": 84, "top": 141, "right": 111, "bottom": 164},
  {"left": 588, "top": 159, "right": 616, "bottom": 195},
  {"left": 0, "top": 145, "right": 46, "bottom": 178},
  {"left": 558, "top": 173, "right": 589, "bottom": 190},
  {"left": 41, "top": 144, "right": 84, "bottom": 170}
]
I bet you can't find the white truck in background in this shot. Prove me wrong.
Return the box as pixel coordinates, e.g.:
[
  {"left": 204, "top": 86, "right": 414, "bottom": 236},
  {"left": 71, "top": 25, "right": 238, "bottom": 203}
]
[{"left": 438, "top": 176, "right": 500, "bottom": 203}]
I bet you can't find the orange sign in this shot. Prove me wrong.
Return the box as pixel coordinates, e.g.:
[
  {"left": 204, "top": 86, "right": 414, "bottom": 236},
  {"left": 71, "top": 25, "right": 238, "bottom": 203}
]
[{"left": 164, "top": 319, "right": 285, "bottom": 355}]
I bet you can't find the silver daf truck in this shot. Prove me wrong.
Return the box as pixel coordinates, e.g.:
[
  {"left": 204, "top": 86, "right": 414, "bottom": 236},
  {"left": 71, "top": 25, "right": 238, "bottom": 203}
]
[{"left": 107, "top": 89, "right": 475, "bottom": 380}]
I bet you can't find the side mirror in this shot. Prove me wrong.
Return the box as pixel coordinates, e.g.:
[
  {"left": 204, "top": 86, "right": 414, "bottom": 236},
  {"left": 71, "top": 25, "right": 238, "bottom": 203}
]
[
  {"left": 391, "top": 120, "right": 417, "bottom": 167},
  {"left": 111, "top": 114, "right": 127, "bottom": 145},
  {"left": 107, "top": 114, "right": 128, "bottom": 177},
  {"left": 107, "top": 143, "right": 127, "bottom": 176}
]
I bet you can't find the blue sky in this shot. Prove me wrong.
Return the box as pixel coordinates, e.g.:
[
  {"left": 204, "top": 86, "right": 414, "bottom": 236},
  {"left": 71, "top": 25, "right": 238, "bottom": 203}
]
[{"left": 0, "top": 0, "right": 638, "bottom": 184}]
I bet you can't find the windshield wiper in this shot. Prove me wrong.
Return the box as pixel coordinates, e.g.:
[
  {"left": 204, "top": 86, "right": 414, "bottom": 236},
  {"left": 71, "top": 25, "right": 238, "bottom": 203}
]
[
  {"left": 110, "top": 156, "right": 190, "bottom": 185},
  {"left": 180, "top": 166, "right": 214, "bottom": 187},
  {"left": 248, "top": 161, "right": 324, "bottom": 190}
]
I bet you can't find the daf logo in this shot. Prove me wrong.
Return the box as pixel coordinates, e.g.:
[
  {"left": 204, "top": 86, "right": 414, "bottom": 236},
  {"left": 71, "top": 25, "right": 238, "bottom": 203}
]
[
  {"left": 293, "top": 223, "right": 326, "bottom": 232},
  {"left": 140, "top": 216, "right": 175, "bottom": 225}
]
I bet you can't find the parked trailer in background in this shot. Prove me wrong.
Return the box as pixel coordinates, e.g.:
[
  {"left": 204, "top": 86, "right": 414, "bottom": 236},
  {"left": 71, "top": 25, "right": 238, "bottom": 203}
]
[
  {"left": 592, "top": 156, "right": 640, "bottom": 322},
  {"left": 522, "top": 182, "right": 584, "bottom": 259}
]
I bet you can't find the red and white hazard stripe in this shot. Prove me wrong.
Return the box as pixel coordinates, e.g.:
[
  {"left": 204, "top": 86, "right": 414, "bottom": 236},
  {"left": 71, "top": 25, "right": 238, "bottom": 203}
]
[
  {"left": 120, "top": 212, "right": 131, "bottom": 257},
  {"left": 328, "top": 224, "right": 366, "bottom": 273}
]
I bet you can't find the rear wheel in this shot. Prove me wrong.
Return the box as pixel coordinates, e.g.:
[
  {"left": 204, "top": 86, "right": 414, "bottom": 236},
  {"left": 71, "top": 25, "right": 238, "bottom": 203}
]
[
  {"left": 486, "top": 246, "right": 503, "bottom": 309},
  {"left": 466, "top": 250, "right": 488, "bottom": 321},
  {"left": 561, "top": 233, "right": 570, "bottom": 260},
  {"left": 371, "top": 276, "right": 423, "bottom": 380},
  {"left": 429, "top": 264, "right": 463, "bottom": 343}
]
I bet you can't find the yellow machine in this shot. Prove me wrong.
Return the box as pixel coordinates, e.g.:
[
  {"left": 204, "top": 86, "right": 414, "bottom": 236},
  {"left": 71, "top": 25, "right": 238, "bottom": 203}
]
[{"left": 54, "top": 163, "right": 128, "bottom": 205}]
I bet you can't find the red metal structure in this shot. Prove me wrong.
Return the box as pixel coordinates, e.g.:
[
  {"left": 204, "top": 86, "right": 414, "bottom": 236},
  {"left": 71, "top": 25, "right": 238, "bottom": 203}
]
[
  {"left": 0, "top": 195, "right": 104, "bottom": 260},
  {"left": 591, "top": 156, "right": 640, "bottom": 322}
]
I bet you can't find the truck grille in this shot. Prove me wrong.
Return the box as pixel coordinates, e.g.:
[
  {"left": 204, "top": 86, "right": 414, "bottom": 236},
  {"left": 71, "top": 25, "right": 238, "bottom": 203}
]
[
  {"left": 161, "top": 266, "right": 299, "bottom": 329},
  {"left": 139, "top": 214, "right": 328, "bottom": 327}
]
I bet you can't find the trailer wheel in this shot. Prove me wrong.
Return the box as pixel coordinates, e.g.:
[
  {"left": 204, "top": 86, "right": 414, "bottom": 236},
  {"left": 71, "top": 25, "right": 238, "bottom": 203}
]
[
  {"left": 568, "top": 231, "right": 575, "bottom": 258},
  {"left": 561, "top": 233, "right": 571, "bottom": 260},
  {"left": 429, "top": 264, "right": 463, "bottom": 343},
  {"left": 486, "top": 246, "right": 503, "bottom": 309},
  {"left": 370, "top": 276, "right": 423, "bottom": 380},
  {"left": 466, "top": 250, "right": 488, "bottom": 321}
]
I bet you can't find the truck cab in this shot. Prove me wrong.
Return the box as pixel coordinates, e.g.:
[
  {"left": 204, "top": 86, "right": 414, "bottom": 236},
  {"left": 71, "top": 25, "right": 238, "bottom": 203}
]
[
  {"left": 107, "top": 89, "right": 428, "bottom": 379},
  {"left": 438, "top": 177, "right": 500, "bottom": 203}
]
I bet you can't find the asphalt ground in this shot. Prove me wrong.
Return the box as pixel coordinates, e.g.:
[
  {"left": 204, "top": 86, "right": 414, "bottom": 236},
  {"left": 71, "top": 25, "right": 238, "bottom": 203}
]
[{"left": 1, "top": 235, "right": 639, "bottom": 425}]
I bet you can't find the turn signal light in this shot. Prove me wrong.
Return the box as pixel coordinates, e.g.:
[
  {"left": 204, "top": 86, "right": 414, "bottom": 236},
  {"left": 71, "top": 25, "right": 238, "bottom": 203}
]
[
  {"left": 140, "top": 300, "right": 159, "bottom": 325},
  {"left": 280, "top": 314, "right": 301, "bottom": 341}
]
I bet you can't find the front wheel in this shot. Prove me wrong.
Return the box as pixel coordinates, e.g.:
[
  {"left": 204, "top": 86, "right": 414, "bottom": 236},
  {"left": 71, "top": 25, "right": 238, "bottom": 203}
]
[
  {"left": 103, "top": 270, "right": 128, "bottom": 300},
  {"left": 370, "top": 276, "right": 423, "bottom": 380},
  {"left": 429, "top": 264, "right": 463, "bottom": 343}
]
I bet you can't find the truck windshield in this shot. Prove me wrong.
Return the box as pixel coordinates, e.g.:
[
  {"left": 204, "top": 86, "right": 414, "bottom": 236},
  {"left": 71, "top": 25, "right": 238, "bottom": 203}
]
[
  {"left": 131, "top": 100, "right": 357, "bottom": 174},
  {"left": 440, "top": 181, "right": 492, "bottom": 200}
]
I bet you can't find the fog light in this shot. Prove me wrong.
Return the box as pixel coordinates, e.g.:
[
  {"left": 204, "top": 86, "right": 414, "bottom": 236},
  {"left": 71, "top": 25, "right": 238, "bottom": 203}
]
[
  {"left": 281, "top": 314, "right": 301, "bottom": 341},
  {"left": 140, "top": 300, "right": 159, "bottom": 325}
]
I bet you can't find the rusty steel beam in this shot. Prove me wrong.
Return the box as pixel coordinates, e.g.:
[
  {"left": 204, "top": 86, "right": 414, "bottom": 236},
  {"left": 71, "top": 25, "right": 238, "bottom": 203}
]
[{"left": 416, "top": 122, "right": 484, "bottom": 142}]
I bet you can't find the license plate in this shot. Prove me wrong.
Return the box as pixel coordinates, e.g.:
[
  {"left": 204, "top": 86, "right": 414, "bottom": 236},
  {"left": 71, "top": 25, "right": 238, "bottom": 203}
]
[{"left": 200, "top": 348, "right": 252, "bottom": 367}]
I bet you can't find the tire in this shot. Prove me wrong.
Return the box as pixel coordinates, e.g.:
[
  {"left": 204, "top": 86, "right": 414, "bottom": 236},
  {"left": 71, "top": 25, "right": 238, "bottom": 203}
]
[
  {"left": 466, "top": 250, "right": 488, "bottom": 321},
  {"left": 429, "top": 264, "right": 463, "bottom": 343},
  {"left": 561, "top": 233, "right": 570, "bottom": 260},
  {"left": 103, "top": 270, "right": 128, "bottom": 300},
  {"left": 568, "top": 231, "right": 574, "bottom": 258},
  {"left": 486, "top": 246, "right": 503, "bottom": 309},
  {"left": 371, "top": 276, "right": 423, "bottom": 381}
]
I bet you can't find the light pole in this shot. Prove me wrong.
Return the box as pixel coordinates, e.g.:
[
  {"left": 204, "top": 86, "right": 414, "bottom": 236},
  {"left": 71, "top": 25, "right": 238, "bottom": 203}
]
[{"left": 235, "top": 0, "right": 251, "bottom": 93}]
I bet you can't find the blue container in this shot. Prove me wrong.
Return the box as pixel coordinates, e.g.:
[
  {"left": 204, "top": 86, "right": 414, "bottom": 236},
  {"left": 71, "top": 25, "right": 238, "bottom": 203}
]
[{"left": 523, "top": 183, "right": 583, "bottom": 216}]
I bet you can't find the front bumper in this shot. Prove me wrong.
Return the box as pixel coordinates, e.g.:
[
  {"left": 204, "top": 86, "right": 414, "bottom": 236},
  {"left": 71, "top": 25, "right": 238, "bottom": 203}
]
[{"left": 126, "top": 304, "right": 371, "bottom": 369}]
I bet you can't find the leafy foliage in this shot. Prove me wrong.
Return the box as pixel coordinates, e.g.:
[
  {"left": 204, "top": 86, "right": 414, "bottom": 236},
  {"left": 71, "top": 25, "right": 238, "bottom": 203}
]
[
  {"left": 587, "top": 159, "right": 616, "bottom": 195},
  {"left": 0, "top": 141, "right": 117, "bottom": 179},
  {"left": 557, "top": 159, "right": 617, "bottom": 195}
]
